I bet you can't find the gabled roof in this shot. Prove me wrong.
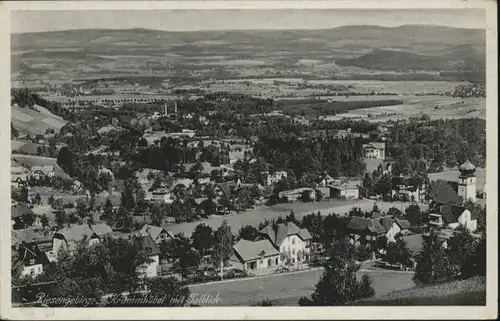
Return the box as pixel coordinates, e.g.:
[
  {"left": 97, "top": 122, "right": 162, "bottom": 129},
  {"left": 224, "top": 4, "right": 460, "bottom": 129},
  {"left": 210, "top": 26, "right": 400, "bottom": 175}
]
[
  {"left": 395, "top": 218, "right": 411, "bottom": 230},
  {"left": 18, "top": 242, "right": 50, "bottom": 266},
  {"left": 432, "top": 204, "right": 468, "bottom": 224},
  {"left": 348, "top": 216, "right": 386, "bottom": 235},
  {"left": 55, "top": 223, "right": 113, "bottom": 243},
  {"left": 12, "top": 228, "right": 38, "bottom": 246},
  {"left": 233, "top": 239, "right": 279, "bottom": 262},
  {"left": 379, "top": 216, "right": 394, "bottom": 232},
  {"left": 428, "top": 179, "right": 462, "bottom": 205},
  {"left": 130, "top": 235, "right": 161, "bottom": 257},
  {"left": 216, "top": 183, "right": 231, "bottom": 196},
  {"left": 138, "top": 224, "right": 172, "bottom": 241},
  {"left": 259, "top": 222, "right": 312, "bottom": 248},
  {"left": 11, "top": 204, "right": 32, "bottom": 219},
  {"left": 401, "top": 234, "right": 425, "bottom": 255}
]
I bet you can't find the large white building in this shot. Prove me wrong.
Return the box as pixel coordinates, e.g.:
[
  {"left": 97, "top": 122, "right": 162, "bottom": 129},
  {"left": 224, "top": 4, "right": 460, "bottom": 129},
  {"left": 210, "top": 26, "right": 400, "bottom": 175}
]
[{"left": 363, "top": 142, "right": 386, "bottom": 159}]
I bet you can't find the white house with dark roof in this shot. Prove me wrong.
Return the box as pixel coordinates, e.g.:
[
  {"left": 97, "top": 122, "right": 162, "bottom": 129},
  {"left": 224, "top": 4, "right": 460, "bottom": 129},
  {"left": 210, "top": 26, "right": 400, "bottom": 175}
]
[
  {"left": 363, "top": 142, "right": 385, "bottom": 159},
  {"left": 257, "top": 222, "right": 312, "bottom": 265},
  {"left": 131, "top": 235, "right": 162, "bottom": 278},
  {"left": 137, "top": 224, "right": 174, "bottom": 245},
  {"left": 379, "top": 216, "right": 411, "bottom": 243},
  {"left": 17, "top": 242, "right": 50, "bottom": 278},
  {"left": 428, "top": 204, "right": 477, "bottom": 232},
  {"left": 347, "top": 216, "right": 387, "bottom": 246},
  {"left": 52, "top": 223, "right": 113, "bottom": 257},
  {"left": 230, "top": 239, "right": 280, "bottom": 272}
]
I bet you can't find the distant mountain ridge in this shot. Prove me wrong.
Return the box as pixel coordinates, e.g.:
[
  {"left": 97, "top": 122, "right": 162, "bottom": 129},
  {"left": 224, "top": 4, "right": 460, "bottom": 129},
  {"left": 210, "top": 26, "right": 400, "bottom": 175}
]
[{"left": 11, "top": 24, "right": 485, "bottom": 80}]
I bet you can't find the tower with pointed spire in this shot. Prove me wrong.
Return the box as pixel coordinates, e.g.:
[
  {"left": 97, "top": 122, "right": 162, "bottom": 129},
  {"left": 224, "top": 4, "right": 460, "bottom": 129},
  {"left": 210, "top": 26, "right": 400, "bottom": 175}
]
[{"left": 457, "top": 160, "right": 476, "bottom": 203}]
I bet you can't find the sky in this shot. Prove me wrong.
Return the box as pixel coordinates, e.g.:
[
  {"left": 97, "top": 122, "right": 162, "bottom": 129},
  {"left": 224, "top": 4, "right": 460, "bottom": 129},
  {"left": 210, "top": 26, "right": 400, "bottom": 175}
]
[{"left": 12, "top": 9, "right": 486, "bottom": 33}]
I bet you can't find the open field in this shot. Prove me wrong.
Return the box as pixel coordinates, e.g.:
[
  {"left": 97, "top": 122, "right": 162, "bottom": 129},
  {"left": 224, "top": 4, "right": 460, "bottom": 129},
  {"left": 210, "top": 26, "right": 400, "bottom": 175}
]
[
  {"left": 321, "top": 96, "right": 485, "bottom": 122},
  {"left": 11, "top": 154, "right": 57, "bottom": 167},
  {"left": 164, "top": 199, "right": 427, "bottom": 237},
  {"left": 354, "top": 277, "right": 486, "bottom": 306},
  {"left": 188, "top": 268, "right": 415, "bottom": 306},
  {"left": 11, "top": 104, "right": 67, "bottom": 135}
]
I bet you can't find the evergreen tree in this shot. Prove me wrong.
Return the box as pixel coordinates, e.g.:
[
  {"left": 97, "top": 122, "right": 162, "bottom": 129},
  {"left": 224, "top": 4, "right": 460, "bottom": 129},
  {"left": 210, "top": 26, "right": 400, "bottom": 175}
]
[
  {"left": 413, "top": 233, "right": 454, "bottom": 285},
  {"left": 298, "top": 239, "right": 375, "bottom": 305}
]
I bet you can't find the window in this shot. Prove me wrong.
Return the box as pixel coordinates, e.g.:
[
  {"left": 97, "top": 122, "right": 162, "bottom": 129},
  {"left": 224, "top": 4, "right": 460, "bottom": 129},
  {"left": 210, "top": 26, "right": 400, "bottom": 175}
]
[
  {"left": 292, "top": 238, "right": 295, "bottom": 245},
  {"left": 292, "top": 249, "right": 295, "bottom": 255},
  {"left": 267, "top": 259, "right": 271, "bottom": 266},
  {"left": 275, "top": 258, "right": 278, "bottom": 265}
]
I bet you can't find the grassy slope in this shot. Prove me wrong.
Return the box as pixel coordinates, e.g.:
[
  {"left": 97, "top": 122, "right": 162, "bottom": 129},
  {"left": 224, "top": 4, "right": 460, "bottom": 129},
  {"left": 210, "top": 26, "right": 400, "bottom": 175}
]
[{"left": 354, "top": 277, "right": 486, "bottom": 306}]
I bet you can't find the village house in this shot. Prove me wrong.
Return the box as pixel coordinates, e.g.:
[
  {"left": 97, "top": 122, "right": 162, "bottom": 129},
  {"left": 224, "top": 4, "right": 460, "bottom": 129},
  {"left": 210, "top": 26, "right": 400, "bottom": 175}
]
[
  {"left": 328, "top": 180, "right": 361, "bottom": 200},
  {"left": 146, "top": 188, "right": 175, "bottom": 204},
  {"left": 316, "top": 174, "right": 336, "bottom": 187},
  {"left": 131, "top": 235, "right": 161, "bottom": 279},
  {"left": 279, "top": 187, "right": 316, "bottom": 203},
  {"left": 137, "top": 224, "right": 174, "bottom": 245},
  {"left": 428, "top": 203, "right": 478, "bottom": 232},
  {"left": 391, "top": 175, "right": 427, "bottom": 202},
  {"left": 17, "top": 242, "right": 50, "bottom": 278},
  {"left": 230, "top": 239, "right": 280, "bottom": 273},
  {"left": 11, "top": 164, "right": 30, "bottom": 188},
  {"left": 347, "top": 216, "right": 387, "bottom": 246},
  {"left": 379, "top": 216, "right": 412, "bottom": 243},
  {"left": 52, "top": 223, "right": 114, "bottom": 257},
  {"left": 362, "top": 142, "right": 386, "bottom": 159},
  {"left": 257, "top": 222, "right": 312, "bottom": 266},
  {"left": 11, "top": 203, "right": 33, "bottom": 229},
  {"left": 263, "top": 170, "right": 288, "bottom": 186}
]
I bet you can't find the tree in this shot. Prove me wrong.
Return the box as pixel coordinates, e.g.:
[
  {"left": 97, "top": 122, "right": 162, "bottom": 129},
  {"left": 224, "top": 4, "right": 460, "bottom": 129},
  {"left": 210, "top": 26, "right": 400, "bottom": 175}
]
[
  {"left": 48, "top": 195, "right": 55, "bottom": 206},
  {"left": 41, "top": 214, "right": 49, "bottom": 227},
  {"left": 11, "top": 251, "right": 24, "bottom": 286},
  {"left": 315, "top": 189, "right": 323, "bottom": 202},
  {"left": 300, "top": 190, "right": 314, "bottom": 203},
  {"left": 387, "top": 207, "right": 402, "bottom": 218},
  {"left": 169, "top": 233, "right": 199, "bottom": 281},
  {"left": 405, "top": 204, "right": 422, "bottom": 226},
  {"left": 413, "top": 233, "right": 453, "bottom": 285},
  {"left": 76, "top": 198, "right": 89, "bottom": 219},
  {"left": 237, "top": 225, "right": 259, "bottom": 241},
  {"left": 385, "top": 238, "right": 411, "bottom": 268},
  {"left": 103, "top": 199, "right": 114, "bottom": 221},
  {"left": 21, "top": 211, "right": 36, "bottom": 228},
  {"left": 213, "top": 220, "right": 233, "bottom": 280},
  {"left": 191, "top": 224, "right": 215, "bottom": 257},
  {"left": 35, "top": 193, "right": 42, "bottom": 205},
  {"left": 145, "top": 277, "right": 191, "bottom": 306},
  {"left": 298, "top": 239, "right": 375, "bottom": 306},
  {"left": 55, "top": 210, "right": 67, "bottom": 227},
  {"left": 446, "top": 228, "right": 477, "bottom": 279},
  {"left": 57, "top": 146, "right": 75, "bottom": 177}
]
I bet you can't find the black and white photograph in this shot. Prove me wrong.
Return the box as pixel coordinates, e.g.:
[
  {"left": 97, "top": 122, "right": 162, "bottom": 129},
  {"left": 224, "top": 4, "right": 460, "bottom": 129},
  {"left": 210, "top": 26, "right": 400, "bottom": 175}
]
[{"left": 1, "top": 0, "right": 497, "bottom": 319}]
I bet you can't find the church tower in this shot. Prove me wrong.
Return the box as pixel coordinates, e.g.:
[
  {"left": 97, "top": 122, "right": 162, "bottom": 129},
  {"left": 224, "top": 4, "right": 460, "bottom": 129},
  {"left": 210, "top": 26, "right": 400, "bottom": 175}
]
[{"left": 458, "top": 160, "right": 476, "bottom": 203}]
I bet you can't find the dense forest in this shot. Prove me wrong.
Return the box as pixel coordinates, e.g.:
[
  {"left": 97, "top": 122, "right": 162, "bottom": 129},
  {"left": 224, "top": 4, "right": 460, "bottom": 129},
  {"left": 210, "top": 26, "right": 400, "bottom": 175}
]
[
  {"left": 254, "top": 135, "right": 366, "bottom": 178},
  {"left": 387, "top": 118, "right": 486, "bottom": 171}
]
